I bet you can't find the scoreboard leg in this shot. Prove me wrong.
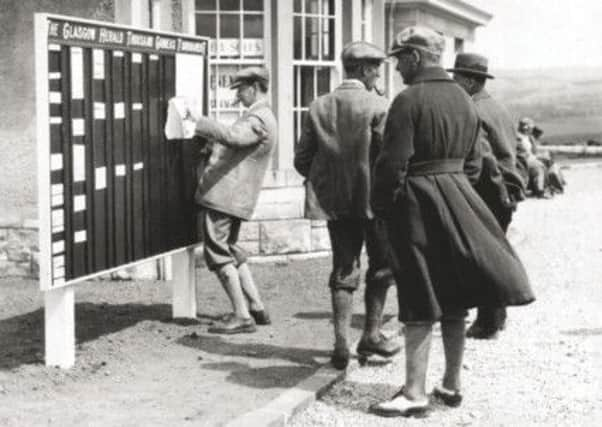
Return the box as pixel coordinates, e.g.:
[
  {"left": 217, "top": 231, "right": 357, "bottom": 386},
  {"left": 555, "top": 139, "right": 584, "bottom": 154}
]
[
  {"left": 44, "top": 286, "right": 75, "bottom": 368},
  {"left": 171, "top": 249, "right": 197, "bottom": 318}
]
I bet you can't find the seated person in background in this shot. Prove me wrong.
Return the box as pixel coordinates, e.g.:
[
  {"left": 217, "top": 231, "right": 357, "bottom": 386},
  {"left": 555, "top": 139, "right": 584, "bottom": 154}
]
[
  {"left": 516, "top": 117, "right": 549, "bottom": 198},
  {"left": 532, "top": 126, "right": 566, "bottom": 194}
]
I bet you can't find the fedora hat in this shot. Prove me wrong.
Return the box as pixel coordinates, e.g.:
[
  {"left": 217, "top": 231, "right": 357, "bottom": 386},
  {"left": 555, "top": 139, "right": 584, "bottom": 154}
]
[{"left": 447, "top": 53, "right": 494, "bottom": 79}]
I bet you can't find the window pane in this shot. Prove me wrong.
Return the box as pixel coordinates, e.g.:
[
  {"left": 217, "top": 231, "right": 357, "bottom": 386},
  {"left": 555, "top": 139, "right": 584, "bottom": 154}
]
[
  {"left": 305, "top": 17, "right": 319, "bottom": 60},
  {"left": 294, "top": 0, "right": 302, "bottom": 13},
  {"left": 317, "top": 67, "right": 330, "bottom": 95},
  {"left": 300, "top": 67, "right": 315, "bottom": 107},
  {"left": 323, "top": 0, "right": 335, "bottom": 14},
  {"left": 196, "top": 13, "right": 217, "bottom": 37},
  {"left": 243, "top": 14, "right": 263, "bottom": 37},
  {"left": 244, "top": 0, "right": 263, "bottom": 10},
  {"left": 219, "top": 14, "right": 240, "bottom": 37},
  {"left": 220, "top": 0, "right": 240, "bottom": 11},
  {"left": 196, "top": 0, "right": 217, "bottom": 10},
  {"left": 294, "top": 16, "right": 302, "bottom": 59},
  {"left": 305, "top": 0, "right": 319, "bottom": 14},
  {"left": 322, "top": 18, "right": 334, "bottom": 60}
]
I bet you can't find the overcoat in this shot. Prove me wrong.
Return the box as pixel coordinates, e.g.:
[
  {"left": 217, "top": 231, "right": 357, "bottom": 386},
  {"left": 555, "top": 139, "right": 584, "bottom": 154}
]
[
  {"left": 372, "top": 67, "right": 534, "bottom": 322},
  {"left": 473, "top": 89, "right": 525, "bottom": 214},
  {"left": 294, "top": 80, "right": 388, "bottom": 220},
  {"left": 194, "top": 100, "right": 277, "bottom": 220}
]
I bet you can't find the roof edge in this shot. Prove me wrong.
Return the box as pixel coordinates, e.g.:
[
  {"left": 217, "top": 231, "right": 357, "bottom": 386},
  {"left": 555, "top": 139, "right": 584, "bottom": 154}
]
[{"left": 389, "top": 0, "right": 493, "bottom": 26}]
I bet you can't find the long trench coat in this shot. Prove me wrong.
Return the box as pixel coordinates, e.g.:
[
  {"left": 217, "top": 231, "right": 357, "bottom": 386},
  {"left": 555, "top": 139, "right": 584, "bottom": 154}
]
[{"left": 372, "top": 67, "right": 534, "bottom": 322}]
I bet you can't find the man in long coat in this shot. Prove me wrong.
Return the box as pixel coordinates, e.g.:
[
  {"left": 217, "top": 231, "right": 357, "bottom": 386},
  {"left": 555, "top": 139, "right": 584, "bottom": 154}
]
[
  {"left": 370, "top": 27, "right": 534, "bottom": 417},
  {"left": 448, "top": 53, "right": 527, "bottom": 339},
  {"left": 294, "top": 41, "right": 400, "bottom": 370}
]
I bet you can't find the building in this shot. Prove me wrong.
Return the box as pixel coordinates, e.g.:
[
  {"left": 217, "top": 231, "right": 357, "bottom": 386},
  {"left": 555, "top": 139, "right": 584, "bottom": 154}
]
[{"left": 0, "top": 0, "right": 491, "bottom": 278}]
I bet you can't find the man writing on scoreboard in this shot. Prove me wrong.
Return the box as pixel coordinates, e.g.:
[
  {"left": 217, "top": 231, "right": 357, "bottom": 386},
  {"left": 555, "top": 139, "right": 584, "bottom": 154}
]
[{"left": 189, "top": 67, "right": 276, "bottom": 334}]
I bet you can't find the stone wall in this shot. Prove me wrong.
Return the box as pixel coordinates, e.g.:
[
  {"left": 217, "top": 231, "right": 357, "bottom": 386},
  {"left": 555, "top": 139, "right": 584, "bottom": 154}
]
[{"left": 0, "top": 217, "right": 39, "bottom": 278}]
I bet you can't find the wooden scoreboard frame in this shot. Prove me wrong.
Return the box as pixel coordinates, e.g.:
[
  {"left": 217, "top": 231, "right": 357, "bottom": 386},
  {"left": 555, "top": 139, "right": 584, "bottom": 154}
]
[{"left": 35, "top": 13, "right": 209, "bottom": 367}]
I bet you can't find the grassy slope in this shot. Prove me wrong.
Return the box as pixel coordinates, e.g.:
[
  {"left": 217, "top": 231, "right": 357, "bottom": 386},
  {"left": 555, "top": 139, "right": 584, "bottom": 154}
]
[{"left": 486, "top": 67, "right": 602, "bottom": 144}]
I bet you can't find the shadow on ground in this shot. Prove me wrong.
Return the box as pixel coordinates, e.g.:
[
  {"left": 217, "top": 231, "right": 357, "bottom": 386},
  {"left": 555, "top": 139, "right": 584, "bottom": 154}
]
[
  {"left": 0, "top": 302, "right": 188, "bottom": 370},
  {"left": 294, "top": 312, "right": 395, "bottom": 329}
]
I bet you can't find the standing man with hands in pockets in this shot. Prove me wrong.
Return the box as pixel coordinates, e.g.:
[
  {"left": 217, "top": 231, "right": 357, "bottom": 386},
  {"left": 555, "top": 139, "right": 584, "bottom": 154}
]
[{"left": 295, "top": 41, "right": 401, "bottom": 370}]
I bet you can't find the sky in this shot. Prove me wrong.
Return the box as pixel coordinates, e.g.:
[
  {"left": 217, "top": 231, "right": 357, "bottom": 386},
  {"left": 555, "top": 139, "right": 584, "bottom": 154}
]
[{"left": 469, "top": 0, "right": 602, "bottom": 70}]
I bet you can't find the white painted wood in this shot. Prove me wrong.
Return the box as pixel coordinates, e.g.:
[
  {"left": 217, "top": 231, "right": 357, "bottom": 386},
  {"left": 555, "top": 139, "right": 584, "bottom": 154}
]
[
  {"left": 44, "top": 286, "right": 75, "bottom": 368},
  {"left": 171, "top": 249, "right": 197, "bottom": 318},
  {"left": 35, "top": 14, "right": 52, "bottom": 292}
]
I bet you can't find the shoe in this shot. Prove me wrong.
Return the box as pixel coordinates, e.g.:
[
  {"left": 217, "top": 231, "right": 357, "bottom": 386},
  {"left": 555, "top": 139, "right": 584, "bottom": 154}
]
[
  {"left": 330, "top": 347, "right": 350, "bottom": 370},
  {"left": 369, "top": 387, "right": 429, "bottom": 418},
  {"left": 357, "top": 333, "right": 401, "bottom": 358},
  {"left": 466, "top": 322, "right": 499, "bottom": 339},
  {"left": 207, "top": 316, "right": 256, "bottom": 334},
  {"left": 249, "top": 309, "right": 271, "bottom": 325},
  {"left": 432, "top": 385, "right": 463, "bottom": 407}
]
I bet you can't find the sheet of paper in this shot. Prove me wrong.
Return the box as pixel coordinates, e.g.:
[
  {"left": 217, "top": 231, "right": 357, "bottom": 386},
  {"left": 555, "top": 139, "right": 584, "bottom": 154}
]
[
  {"left": 51, "top": 193, "right": 64, "bottom": 207},
  {"left": 94, "top": 102, "right": 105, "bottom": 120},
  {"left": 51, "top": 183, "right": 63, "bottom": 195},
  {"left": 70, "top": 47, "right": 84, "bottom": 99},
  {"left": 52, "top": 240, "right": 65, "bottom": 254},
  {"left": 72, "top": 145, "right": 85, "bottom": 182},
  {"left": 72, "top": 118, "right": 85, "bottom": 136},
  {"left": 95, "top": 167, "right": 107, "bottom": 190},
  {"left": 93, "top": 49, "right": 105, "bottom": 79},
  {"left": 114, "top": 102, "right": 125, "bottom": 119},
  {"left": 74, "top": 230, "right": 87, "bottom": 243},
  {"left": 50, "top": 154, "right": 63, "bottom": 171},
  {"left": 73, "top": 194, "right": 86, "bottom": 212}
]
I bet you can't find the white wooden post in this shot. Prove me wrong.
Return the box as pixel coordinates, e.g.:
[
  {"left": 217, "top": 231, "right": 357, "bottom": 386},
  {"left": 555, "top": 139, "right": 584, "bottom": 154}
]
[
  {"left": 171, "top": 248, "right": 197, "bottom": 318},
  {"left": 44, "top": 286, "right": 75, "bottom": 368}
]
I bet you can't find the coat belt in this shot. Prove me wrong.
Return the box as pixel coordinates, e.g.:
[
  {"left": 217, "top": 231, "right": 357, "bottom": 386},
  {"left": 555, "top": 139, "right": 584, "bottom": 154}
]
[{"left": 407, "top": 159, "right": 464, "bottom": 176}]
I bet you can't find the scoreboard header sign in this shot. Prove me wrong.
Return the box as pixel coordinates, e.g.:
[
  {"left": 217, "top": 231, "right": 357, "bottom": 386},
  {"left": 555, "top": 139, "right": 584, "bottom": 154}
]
[
  {"left": 36, "top": 14, "right": 209, "bottom": 291},
  {"left": 46, "top": 18, "right": 207, "bottom": 55}
]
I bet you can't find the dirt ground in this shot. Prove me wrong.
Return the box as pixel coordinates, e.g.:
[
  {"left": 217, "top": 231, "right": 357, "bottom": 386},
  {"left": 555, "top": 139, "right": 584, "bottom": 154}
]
[
  {"left": 0, "top": 254, "right": 397, "bottom": 426},
  {"left": 290, "top": 164, "right": 602, "bottom": 426}
]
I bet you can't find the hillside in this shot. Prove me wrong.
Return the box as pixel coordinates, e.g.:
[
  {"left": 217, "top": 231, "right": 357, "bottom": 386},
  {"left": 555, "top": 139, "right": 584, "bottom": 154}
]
[{"left": 486, "top": 67, "right": 602, "bottom": 144}]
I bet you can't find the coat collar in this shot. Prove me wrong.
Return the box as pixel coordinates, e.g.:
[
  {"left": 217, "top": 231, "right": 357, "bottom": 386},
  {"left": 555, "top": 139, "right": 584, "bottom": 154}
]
[
  {"left": 247, "top": 98, "right": 270, "bottom": 112},
  {"left": 337, "top": 79, "right": 366, "bottom": 90},
  {"left": 410, "top": 66, "right": 453, "bottom": 85},
  {"left": 472, "top": 88, "right": 491, "bottom": 102}
]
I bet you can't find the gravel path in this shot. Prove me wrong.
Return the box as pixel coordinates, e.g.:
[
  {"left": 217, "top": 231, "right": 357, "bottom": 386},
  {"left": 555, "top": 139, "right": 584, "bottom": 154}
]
[{"left": 290, "top": 164, "right": 602, "bottom": 426}]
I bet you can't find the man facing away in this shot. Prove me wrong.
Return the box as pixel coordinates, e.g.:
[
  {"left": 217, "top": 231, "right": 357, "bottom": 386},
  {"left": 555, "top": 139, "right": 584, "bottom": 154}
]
[
  {"left": 294, "top": 41, "right": 401, "bottom": 370},
  {"left": 449, "top": 53, "right": 527, "bottom": 339},
  {"left": 370, "top": 27, "right": 533, "bottom": 417},
  {"left": 191, "top": 67, "right": 276, "bottom": 334}
]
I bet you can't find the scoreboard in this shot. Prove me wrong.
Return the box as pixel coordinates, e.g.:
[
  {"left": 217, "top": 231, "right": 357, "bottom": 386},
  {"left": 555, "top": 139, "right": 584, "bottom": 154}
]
[{"left": 36, "top": 14, "right": 209, "bottom": 291}]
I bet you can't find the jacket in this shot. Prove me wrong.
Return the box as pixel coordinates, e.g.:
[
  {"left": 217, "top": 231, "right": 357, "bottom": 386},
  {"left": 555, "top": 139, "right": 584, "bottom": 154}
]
[
  {"left": 294, "top": 79, "right": 388, "bottom": 220},
  {"left": 194, "top": 100, "right": 277, "bottom": 220}
]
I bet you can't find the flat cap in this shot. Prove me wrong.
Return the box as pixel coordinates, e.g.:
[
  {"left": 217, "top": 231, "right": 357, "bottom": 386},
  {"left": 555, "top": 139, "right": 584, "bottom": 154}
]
[
  {"left": 341, "top": 41, "right": 387, "bottom": 65},
  {"left": 388, "top": 26, "right": 445, "bottom": 57},
  {"left": 447, "top": 53, "right": 494, "bottom": 79},
  {"left": 230, "top": 66, "right": 269, "bottom": 89}
]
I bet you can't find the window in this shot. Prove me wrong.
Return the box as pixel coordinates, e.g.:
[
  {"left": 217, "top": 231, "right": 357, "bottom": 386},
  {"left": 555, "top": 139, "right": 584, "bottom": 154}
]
[
  {"left": 360, "top": 0, "right": 373, "bottom": 42},
  {"left": 454, "top": 38, "right": 464, "bottom": 53},
  {"left": 293, "top": 0, "right": 338, "bottom": 141},
  {"left": 195, "top": 0, "right": 266, "bottom": 123}
]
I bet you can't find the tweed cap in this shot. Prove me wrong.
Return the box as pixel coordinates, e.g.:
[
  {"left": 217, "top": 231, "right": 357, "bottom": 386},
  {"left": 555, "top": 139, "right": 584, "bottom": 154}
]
[
  {"left": 230, "top": 66, "right": 269, "bottom": 89},
  {"left": 341, "top": 41, "right": 387, "bottom": 65},
  {"left": 447, "top": 53, "right": 494, "bottom": 79},
  {"left": 388, "top": 26, "right": 445, "bottom": 57}
]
